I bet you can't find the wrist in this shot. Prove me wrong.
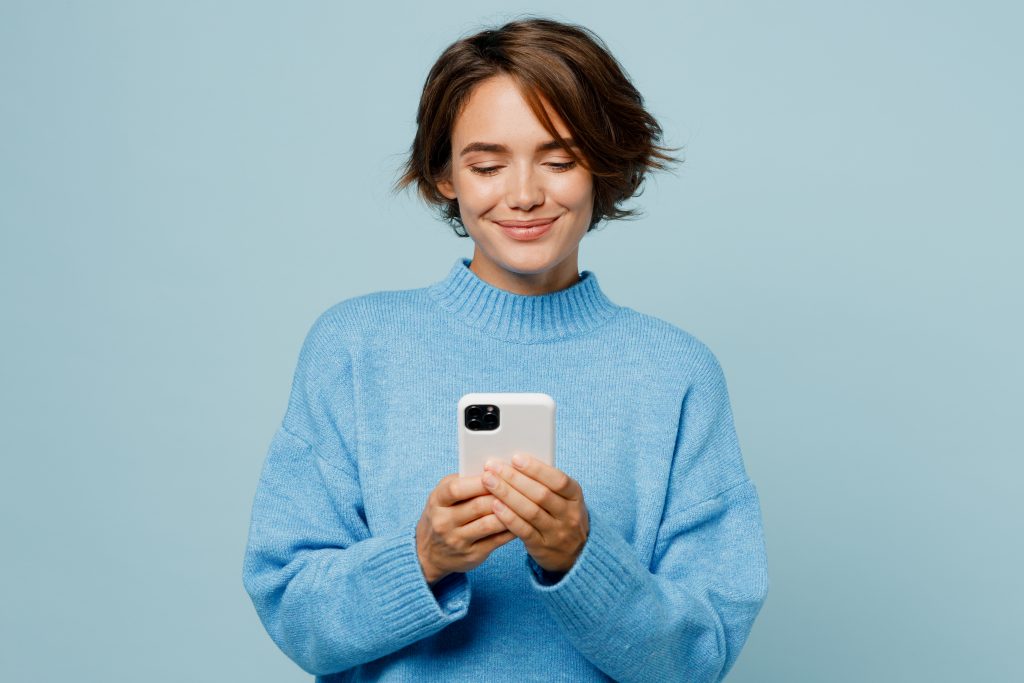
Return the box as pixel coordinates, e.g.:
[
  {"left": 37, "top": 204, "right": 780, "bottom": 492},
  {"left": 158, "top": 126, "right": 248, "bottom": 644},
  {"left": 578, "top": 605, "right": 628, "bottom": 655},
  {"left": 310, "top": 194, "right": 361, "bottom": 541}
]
[{"left": 417, "top": 551, "right": 444, "bottom": 586}]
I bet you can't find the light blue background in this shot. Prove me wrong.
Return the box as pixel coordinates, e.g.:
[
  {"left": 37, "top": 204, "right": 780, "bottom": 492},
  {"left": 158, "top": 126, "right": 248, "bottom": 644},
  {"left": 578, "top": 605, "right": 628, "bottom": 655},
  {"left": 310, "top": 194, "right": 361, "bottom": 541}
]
[{"left": 2, "top": 2, "right": 1020, "bottom": 681}]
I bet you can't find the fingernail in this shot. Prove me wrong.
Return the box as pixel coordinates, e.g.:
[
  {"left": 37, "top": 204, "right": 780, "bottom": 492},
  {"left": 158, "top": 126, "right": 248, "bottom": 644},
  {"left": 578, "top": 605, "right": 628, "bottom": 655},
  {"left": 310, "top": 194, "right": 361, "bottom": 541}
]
[
  {"left": 483, "top": 473, "right": 497, "bottom": 487},
  {"left": 512, "top": 453, "right": 527, "bottom": 467}
]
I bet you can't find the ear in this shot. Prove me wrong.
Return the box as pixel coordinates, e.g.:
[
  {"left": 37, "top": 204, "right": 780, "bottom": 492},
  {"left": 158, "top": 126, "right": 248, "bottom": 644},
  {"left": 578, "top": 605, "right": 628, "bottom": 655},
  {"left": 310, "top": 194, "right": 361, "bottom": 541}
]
[{"left": 435, "top": 175, "right": 457, "bottom": 200}]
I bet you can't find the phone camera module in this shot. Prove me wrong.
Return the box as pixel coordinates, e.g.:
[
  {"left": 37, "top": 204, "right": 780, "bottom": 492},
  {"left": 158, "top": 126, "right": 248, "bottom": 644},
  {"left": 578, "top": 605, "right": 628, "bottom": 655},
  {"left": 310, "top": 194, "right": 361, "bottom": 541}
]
[{"left": 464, "top": 404, "right": 500, "bottom": 431}]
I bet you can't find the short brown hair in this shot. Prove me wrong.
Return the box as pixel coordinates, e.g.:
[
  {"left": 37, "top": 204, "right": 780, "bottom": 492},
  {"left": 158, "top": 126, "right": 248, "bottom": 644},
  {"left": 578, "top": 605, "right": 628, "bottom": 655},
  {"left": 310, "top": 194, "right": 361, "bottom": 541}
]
[{"left": 391, "top": 15, "right": 684, "bottom": 236}]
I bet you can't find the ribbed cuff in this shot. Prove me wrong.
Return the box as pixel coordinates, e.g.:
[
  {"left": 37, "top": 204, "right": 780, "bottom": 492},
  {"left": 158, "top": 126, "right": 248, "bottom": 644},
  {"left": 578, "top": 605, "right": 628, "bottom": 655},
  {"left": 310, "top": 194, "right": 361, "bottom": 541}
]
[
  {"left": 525, "top": 509, "right": 644, "bottom": 638},
  {"left": 365, "top": 519, "right": 471, "bottom": 643}
]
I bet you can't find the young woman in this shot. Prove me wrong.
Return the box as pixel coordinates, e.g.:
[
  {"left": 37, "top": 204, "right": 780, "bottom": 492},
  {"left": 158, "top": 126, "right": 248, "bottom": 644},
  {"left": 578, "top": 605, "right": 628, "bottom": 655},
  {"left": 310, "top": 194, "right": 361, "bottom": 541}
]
[{"left": 243, "top": 16, "right": 768, "bottom": 682}]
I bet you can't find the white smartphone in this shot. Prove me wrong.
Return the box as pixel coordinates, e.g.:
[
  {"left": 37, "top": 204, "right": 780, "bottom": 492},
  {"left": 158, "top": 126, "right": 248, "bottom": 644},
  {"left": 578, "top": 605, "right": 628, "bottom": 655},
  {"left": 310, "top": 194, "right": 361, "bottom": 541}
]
[{"left": 458, "top": 392, "right": 556, "bottom": 478}]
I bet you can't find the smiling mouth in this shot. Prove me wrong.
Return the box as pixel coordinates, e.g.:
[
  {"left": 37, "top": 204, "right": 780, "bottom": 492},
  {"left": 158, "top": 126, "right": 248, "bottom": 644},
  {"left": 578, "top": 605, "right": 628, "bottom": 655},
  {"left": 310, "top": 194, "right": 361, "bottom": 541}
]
[
  {"left": 495, "top": 216, "right": 557, "bottom": 241},
  {"left": 493, "top": 217, "right": 559, "bottom": 228}
]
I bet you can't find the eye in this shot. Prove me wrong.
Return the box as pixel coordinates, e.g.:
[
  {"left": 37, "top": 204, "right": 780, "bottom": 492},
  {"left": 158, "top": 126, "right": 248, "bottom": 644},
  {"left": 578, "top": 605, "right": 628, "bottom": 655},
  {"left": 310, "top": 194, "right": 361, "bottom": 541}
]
[{"left": 469, "top": 161, "right": 578, "bottom": 176}]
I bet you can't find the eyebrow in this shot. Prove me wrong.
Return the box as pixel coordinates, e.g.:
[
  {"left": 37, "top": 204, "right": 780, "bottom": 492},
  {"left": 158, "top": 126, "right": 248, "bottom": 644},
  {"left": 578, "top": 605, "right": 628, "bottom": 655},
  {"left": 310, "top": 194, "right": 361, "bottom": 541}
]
[{"left": 458, "top": 138, "right": 579, "bottom": 157}]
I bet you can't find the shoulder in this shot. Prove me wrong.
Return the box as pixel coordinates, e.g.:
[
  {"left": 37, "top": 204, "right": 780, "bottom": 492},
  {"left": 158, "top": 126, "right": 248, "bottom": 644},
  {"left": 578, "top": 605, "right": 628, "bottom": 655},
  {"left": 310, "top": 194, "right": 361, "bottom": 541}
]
[
  {"left": 300, "top": 285, "right": 429, "bottom": 353},
  {"left": 614, "top": 306, "right": 727, "bottom": 385},
  {"left": 283, "top": 287, "right": 426, "bottom": 438}
]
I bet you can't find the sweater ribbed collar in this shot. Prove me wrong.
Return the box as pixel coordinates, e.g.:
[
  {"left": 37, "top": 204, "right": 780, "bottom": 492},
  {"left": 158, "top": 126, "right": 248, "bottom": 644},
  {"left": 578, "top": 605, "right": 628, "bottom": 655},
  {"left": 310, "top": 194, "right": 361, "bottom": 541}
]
[{"left": 427, "top": 257, "right": 621, "bottom": 344}]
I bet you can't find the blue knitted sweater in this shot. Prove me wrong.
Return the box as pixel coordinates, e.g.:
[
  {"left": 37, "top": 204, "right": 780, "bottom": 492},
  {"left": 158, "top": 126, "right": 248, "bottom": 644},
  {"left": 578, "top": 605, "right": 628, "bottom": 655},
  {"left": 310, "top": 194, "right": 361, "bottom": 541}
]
[{"left": 242, "top": 256, "right": 769, "bottom": 682}]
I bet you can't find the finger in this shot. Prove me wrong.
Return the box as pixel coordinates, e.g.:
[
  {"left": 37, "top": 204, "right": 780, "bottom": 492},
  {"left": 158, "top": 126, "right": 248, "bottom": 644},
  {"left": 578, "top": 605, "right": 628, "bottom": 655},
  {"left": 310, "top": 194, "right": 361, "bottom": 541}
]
[
  {"left": 483, "top": 467, "right": 556, "bottom": 533},
  {"left": 471, "top": 529, "right": 516, "bottom": 554},
  {"left": 434, "top": 473, "right": 488, "bottom": 507},
  {"left": 484, "top": 470, "right": 553, "bottom": 537},
  {"left": 449, "top": 494, "right": 500, "bottom": 527},
  {"left": 459, "top": 512, "right": 508, "bottom": 544},
  {"left": 510, "top": 453, "right": 580, "bottom": 500},
  {"left": 490, "top": 497, "right": 539, "bottom": 542},
  {"left": 484, "top": 459, "right": 567, "bottom": 518}
]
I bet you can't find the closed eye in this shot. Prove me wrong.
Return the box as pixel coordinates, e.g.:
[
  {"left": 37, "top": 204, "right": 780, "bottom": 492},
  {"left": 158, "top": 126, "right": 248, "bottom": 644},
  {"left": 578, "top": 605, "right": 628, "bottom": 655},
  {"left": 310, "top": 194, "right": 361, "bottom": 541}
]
[{"left": 469, "top": 161, "right": 578, "bottom": 176}]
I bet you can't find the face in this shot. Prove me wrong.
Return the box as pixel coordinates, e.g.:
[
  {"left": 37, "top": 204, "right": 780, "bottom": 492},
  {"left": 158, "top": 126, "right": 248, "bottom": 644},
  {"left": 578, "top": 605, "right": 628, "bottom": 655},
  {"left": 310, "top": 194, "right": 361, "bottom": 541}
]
[{"left": 435, "top": 74, "right": 594, "bottom": 295}]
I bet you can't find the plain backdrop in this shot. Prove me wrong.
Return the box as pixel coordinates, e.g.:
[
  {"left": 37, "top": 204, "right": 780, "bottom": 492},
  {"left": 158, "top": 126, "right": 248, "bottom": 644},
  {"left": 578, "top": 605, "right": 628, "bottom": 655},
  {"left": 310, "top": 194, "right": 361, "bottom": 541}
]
[{"left": 1, "top": 1, "right": 1021, "bottom": 681}]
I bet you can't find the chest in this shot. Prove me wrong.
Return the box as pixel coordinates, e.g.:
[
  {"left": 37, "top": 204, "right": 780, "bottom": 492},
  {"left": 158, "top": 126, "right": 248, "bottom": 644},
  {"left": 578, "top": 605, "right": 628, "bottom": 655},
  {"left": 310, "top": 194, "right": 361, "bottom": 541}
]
[{"left": 345, "top": 341, "right": 683, "bottom": 563}]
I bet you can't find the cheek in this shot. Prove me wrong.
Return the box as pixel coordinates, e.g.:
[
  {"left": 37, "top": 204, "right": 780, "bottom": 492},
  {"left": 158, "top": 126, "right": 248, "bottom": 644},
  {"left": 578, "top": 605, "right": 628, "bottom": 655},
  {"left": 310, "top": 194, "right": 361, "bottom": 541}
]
[
  {"left": 551, "top": 173, "right": 594, "bottom": 209},
  {"left": 458, "top": 175, "right": 503, "bottom": 210}
]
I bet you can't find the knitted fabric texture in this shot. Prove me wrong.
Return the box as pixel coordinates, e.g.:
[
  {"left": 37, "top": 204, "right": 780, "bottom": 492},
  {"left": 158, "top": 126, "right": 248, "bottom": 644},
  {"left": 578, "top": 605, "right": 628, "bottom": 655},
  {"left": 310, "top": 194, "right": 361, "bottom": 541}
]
[{"left": 242, "top": 256, "right": 769, "bottom": 682}]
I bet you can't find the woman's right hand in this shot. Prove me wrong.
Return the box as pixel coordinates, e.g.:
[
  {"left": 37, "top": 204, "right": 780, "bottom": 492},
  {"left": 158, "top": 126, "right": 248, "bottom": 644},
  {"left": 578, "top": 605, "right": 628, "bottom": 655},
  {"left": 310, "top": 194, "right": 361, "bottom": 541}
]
[{"left": 416, "top": 473, "right": 516, "bottom": 586}]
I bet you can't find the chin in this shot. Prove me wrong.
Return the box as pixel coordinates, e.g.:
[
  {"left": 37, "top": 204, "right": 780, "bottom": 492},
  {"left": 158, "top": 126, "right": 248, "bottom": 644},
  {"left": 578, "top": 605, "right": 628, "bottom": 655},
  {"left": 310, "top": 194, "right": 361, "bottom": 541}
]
[{"left": 499, "top": 250, "right": 564, "bottom": 273}]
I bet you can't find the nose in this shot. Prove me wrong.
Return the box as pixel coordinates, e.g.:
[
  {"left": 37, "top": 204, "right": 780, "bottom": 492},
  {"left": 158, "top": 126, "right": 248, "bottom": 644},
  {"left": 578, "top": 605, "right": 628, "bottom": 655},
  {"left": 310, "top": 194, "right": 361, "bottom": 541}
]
[{"left": 504, "top": 162, "right": 545, "bottom": 212}]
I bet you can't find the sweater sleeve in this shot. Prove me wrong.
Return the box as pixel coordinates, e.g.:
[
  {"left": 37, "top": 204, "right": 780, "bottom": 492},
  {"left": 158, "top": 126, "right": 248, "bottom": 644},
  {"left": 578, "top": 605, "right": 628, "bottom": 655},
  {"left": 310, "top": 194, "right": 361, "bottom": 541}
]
[
  {"left": 525, "top": 347, "right": 769, "bottom": 682},
  {"left": 241, "top": 311, "right": 471, "bottom": 677}
]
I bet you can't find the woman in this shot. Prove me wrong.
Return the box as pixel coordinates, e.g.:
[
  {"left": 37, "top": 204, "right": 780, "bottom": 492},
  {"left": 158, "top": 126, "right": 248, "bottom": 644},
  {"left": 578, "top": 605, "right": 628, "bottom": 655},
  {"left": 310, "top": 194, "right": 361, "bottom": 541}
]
[{"left": 243, "top": 16, "right": 768, "bottom": 682}]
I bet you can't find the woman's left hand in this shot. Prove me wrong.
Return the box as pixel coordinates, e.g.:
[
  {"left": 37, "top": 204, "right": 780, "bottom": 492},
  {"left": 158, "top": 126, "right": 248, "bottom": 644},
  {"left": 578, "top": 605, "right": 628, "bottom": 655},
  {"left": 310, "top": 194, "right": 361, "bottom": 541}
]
[{"left": 482, "top": 453, "right": 589, "bottom": 574}]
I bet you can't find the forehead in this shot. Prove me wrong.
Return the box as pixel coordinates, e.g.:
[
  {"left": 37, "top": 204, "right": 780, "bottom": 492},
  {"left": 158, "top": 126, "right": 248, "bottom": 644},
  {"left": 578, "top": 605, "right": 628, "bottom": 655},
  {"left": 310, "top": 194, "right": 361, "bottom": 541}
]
[{"left": 452, "top": 74, "right": 571, "bottom": 143}]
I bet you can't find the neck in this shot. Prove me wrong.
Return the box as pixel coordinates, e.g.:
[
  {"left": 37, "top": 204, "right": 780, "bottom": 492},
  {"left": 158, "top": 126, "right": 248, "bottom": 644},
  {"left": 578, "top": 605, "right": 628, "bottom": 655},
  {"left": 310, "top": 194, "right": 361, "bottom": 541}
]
[{"left": 468, "top": 247, "right": 581, "bottom": 296}]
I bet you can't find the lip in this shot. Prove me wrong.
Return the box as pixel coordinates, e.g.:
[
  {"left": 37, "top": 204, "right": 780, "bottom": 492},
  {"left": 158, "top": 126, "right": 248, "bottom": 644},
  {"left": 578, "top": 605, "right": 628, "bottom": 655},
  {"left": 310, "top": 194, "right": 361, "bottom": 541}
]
[{"left": 495, "top": 216, "right": 558, "bottom": 241}]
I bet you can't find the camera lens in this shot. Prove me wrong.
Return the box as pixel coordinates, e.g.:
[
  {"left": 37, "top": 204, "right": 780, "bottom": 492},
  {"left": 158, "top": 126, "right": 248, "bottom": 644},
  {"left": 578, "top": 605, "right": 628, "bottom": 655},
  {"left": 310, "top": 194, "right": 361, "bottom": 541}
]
[
  {"left": 482, "top": 413, "right": 498, "bottom": 428},
  {"left": 466, "top": 406, "right": 482, "bottom": 419}
]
